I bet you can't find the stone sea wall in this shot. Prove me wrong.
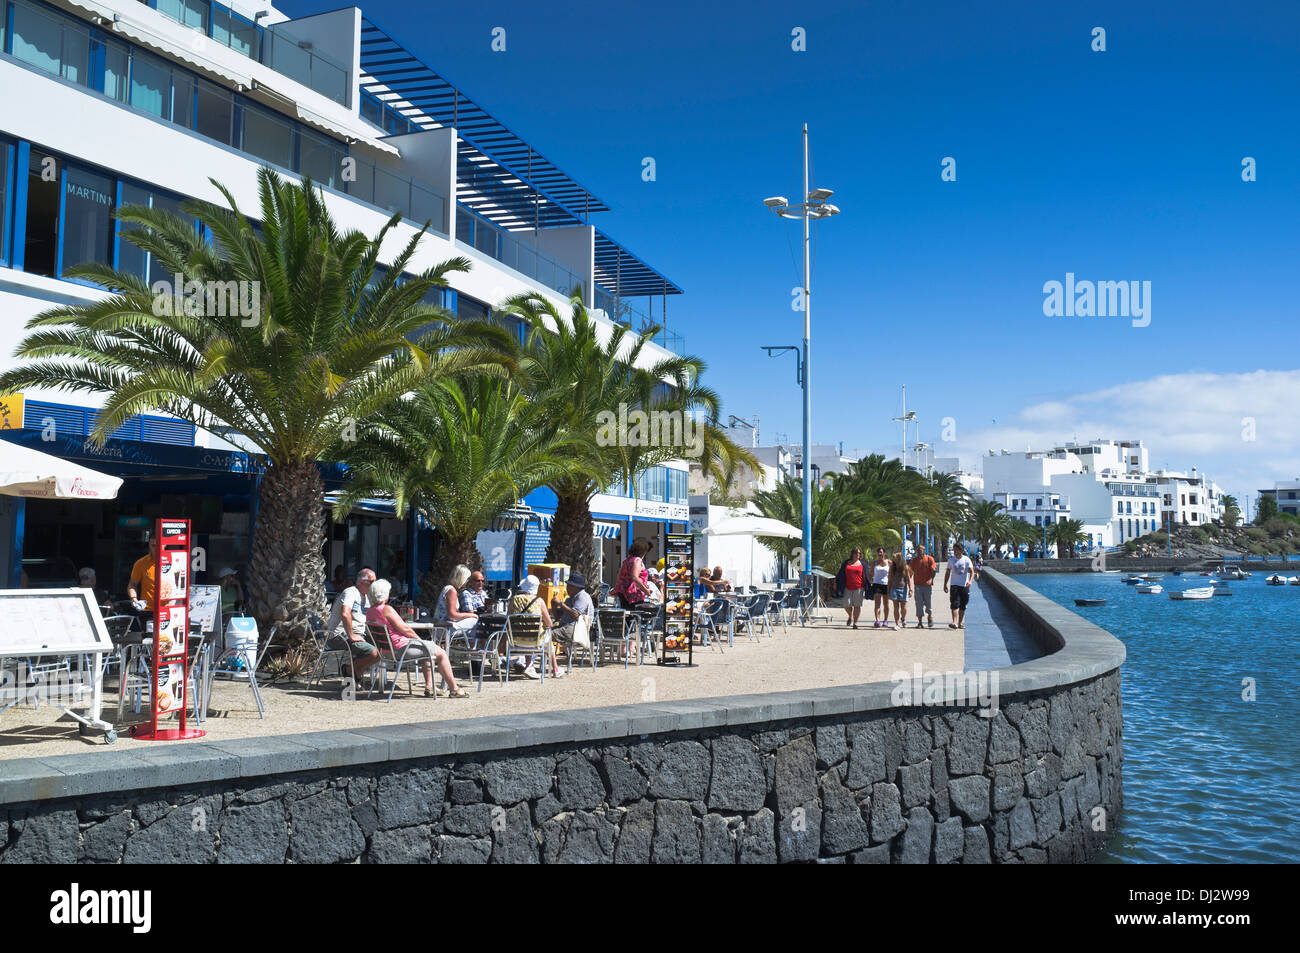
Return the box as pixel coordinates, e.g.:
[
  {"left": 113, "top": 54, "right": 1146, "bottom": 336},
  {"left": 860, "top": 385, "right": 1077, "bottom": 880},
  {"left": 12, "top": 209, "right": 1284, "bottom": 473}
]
[{"left": 0, "top": 570, "right": 1125, "bottom": 863}]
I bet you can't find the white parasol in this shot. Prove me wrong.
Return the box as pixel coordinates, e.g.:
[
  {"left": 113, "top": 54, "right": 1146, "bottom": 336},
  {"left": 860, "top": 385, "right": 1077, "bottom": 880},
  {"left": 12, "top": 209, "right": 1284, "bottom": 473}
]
[
  {"left": 0, "top": 442, "right": 123, "bottom": 500},
  {"left": 703, "top": 515, "right": 802, "bottom": 589}
]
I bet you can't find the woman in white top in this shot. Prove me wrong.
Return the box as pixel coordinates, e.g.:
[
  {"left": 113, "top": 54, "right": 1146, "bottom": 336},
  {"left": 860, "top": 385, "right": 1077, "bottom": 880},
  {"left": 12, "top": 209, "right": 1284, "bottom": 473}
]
[
  {"left": 870, "top": 547, "right": 893, "bottom": 628},
  {"left": 434, "top": 564, "right": 480, "bottom": 634}
]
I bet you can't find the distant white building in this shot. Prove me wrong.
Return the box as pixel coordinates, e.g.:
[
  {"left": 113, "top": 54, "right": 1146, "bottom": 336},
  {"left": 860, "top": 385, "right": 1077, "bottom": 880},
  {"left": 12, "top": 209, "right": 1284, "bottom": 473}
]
[
  {"left": 978, "top": 439, "right": 1221, "bottom": 549},
  {"left": 1258, "top": 479, "right": 1300, "bottom": 517}
]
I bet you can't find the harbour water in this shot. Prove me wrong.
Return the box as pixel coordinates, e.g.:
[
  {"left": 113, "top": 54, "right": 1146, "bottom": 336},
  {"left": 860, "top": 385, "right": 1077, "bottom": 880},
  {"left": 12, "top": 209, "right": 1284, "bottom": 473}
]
[{"left": 1019, "top": 572, "right": 1300, "bottom": 863}]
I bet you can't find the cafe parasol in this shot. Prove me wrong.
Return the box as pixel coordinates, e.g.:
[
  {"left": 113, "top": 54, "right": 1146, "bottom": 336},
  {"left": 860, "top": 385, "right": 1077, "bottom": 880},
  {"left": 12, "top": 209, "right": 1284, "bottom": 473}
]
[{"left": 0, "top": 442, "right": 123, "bottom": 500}]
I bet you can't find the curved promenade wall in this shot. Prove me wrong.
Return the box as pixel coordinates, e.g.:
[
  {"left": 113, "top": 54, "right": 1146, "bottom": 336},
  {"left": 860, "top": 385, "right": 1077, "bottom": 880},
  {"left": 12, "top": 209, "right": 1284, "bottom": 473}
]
[{"left": 0, "top": 570, "right": 1124, "bottom": 863}]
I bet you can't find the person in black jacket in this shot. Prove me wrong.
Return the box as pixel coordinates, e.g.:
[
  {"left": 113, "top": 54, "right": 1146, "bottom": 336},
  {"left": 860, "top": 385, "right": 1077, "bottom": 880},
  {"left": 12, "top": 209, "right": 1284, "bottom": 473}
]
[{"left": 834, "top": 548, "right": 869, "bottom": 629}]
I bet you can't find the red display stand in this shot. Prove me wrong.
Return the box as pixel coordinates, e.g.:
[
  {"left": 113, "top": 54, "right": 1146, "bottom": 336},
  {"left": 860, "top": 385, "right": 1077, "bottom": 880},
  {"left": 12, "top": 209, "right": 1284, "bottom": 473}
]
[{"left": 129, "top": 518, "right": 205, "bottom": 740}]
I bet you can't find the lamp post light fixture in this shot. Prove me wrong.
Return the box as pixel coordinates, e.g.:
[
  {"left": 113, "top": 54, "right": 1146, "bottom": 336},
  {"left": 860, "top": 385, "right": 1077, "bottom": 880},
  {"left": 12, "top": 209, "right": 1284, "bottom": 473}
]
[{"left": 764, "top": 124, "right": 840, "bottom": 577}]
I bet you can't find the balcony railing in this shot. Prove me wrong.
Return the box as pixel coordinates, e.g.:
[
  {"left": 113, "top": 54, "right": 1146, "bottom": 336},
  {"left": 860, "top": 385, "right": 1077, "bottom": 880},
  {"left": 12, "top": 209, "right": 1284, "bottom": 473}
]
[
  {"left": 593, "top": 286, "right": 685, "bottom": 355},
  {"left": 456, "top": 207, "right": 584, "bottom": 300}
]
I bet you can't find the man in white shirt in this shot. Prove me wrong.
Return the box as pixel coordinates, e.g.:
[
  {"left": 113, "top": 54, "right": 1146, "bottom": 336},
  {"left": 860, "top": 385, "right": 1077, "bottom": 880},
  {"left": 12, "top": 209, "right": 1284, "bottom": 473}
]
[
  {"left": 325, "top": 567, "right": 380, "bottom": 681},
  {"left": 943, "top": 543, "right": 978, "bottom": 629}
]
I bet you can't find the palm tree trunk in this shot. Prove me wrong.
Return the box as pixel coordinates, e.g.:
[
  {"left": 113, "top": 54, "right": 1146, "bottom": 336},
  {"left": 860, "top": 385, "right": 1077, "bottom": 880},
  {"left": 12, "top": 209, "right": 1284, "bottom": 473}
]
[
  {"left": 546, "top": 481, "right": 598, "bottom": 581},
  {"left": 419, "top": 535, "right": 482, "bottom": 610},
  {"left": 246, "top": 461, "right": 326, "bottom": 641}
]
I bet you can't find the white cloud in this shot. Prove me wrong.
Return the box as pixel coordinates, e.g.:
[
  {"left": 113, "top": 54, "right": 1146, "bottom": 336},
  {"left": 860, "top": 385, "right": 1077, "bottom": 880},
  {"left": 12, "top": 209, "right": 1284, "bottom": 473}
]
[{"left": 951, "top": 370, "right": 1300, "bottom": 502}]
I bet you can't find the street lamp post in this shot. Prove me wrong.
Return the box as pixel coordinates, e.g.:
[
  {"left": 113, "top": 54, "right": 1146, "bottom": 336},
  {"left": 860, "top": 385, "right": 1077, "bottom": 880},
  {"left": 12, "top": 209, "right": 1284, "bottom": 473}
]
[
  {"left": 893, "top": 389, "right": 916, "bottom": 557},
  {"left": 764, "top": 124, "right": 840, "bottom": 577}
]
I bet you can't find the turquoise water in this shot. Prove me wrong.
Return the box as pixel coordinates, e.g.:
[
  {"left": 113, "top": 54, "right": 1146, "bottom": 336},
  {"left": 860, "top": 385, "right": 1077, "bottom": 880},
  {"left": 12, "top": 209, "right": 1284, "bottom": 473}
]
[{"left": 1019, "top": 572, "right": 1300, "bottom": 863}]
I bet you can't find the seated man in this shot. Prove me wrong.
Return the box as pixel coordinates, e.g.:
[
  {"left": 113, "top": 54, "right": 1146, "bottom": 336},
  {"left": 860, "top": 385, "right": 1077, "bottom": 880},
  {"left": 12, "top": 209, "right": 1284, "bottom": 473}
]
[
  {"left": 550, "top": 572, "right": 595, "bottom": 661},
  {"left": 459, "top": 569, "right": 490, "bottom": 614},
  {"left": 710, "top": 566, "right": 733, "bottom": 592},
  {"left": 324, "top": 568, "right": 381, "bottom": 692}
]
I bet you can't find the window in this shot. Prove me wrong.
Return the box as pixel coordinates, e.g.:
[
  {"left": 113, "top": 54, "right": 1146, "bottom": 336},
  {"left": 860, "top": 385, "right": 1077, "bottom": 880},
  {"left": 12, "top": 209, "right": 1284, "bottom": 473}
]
[
  {"left": 668, "top": 469, "right": 688, "bottom": 505},
  {"left": 23, "top": 149, "right": 60, "bottom": 277},
  {"left": 1036, "top": 498, "right": 1042, "bottom": 507},
  {"left": 102, "top": 38, "right": 130, "bottom": 101},
  {"left": 130, "top": 50, "right": 172, "bottom": 119},
  {"left": 194, "top": 80, "right": 236, "bottom": 146},
  {"left": 212, "top": 4, "right": 259, "bottom": 59},
  {"left": 298, "top": 130, "right": 344, "bottom": 189},
  {"left": 60, "top": 166, "right": 115, "bottom": 275},
  {"left": 156, "top": 0, "right": 210, "bottom": 33},
  {"left": 10, "top": 2, "right": 63, "bottom": 76},
  {"left": 1035, "top": 516, "right": 1042, "bottom": 526},
  {"left": 241, "top": 105, "right": 294, "bottom": 169},
  {"left": 119, "top": 183, "right": 187, "bottom": 284},
  {"left": 0, "top": 141, "right": 10, "bottom": 265}
]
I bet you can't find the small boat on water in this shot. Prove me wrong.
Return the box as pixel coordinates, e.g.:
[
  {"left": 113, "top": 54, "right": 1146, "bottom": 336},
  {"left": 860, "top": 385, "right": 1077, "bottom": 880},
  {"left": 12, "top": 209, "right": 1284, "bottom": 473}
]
[
  {"left": 1074, "top": 598, "right": 1107, "bottom": 607},
  {"left": 1172, "top": 570, "right": 1183, "bottom": 576},
  {"left": 1199, "top": 571, "right": 1215, "bottom": 576},
  {"left": 1264, "top": 574, "right": 1296, "bottom": 586},
  {"left": 1135, "top": 583, "right": 1163, "bottom": 594},
  {"left": 1218, "top": 565, "right": 1250, "bottom": 580},
  {"left": 1169, "top": 586, "right": 1214, "bottom": 600},
  {"left": 1291, "top": 577, "right": 1300, "bottom": 586},
  {"left": 1123, "top": 575, "right": 1142, "bottom": 585},
  {"left": 1139, "top": 573, "right": 1164, "bottom": 580}
]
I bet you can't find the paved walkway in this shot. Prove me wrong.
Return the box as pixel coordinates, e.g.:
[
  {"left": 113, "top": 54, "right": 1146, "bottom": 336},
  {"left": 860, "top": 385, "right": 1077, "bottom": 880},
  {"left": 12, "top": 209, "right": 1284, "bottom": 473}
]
[{"left": 0, "top": 590, "right": 1040, "bottom": 761}]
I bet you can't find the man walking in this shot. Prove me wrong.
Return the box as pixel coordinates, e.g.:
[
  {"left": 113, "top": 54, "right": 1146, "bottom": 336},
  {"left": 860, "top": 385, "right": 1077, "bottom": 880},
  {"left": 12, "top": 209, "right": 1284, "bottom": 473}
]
[
  {"left": 943, "top": 543, "right": 978, "bottom": 630},
  {"left": 909, "top": 547, "right": 937, "bottom": 629}
]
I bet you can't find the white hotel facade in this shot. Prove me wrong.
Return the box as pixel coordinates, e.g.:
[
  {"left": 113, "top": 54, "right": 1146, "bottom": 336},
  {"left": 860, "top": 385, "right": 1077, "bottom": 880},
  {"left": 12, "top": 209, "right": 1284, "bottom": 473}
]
[
  {"left": 0, "top": 0, "right": 691, "bottom": 593},
  {"left": 982, "top": 439, "right": 1224, "bottom": 554}
]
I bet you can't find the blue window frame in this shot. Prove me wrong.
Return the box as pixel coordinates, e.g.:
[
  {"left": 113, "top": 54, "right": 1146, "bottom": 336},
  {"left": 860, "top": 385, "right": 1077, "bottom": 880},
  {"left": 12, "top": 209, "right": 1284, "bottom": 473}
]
[{"left": 0, "top": 138, "right": 12, "bottom": 265}]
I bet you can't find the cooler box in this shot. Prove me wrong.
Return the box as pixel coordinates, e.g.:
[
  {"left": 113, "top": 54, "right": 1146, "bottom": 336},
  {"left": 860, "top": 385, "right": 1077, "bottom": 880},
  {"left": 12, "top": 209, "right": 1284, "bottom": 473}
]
[
  {"left": 224, "top": 617, "right": 259, "bottom": 672},
  {"left": 528, "top": 563, "right": 569, "bottom": 607}
]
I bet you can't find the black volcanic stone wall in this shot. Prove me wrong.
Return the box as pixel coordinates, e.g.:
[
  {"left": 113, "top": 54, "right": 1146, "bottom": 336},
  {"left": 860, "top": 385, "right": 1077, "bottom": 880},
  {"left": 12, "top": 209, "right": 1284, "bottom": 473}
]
[{"left": 0, "top": 671, "right": 1121, "bottom": 864}]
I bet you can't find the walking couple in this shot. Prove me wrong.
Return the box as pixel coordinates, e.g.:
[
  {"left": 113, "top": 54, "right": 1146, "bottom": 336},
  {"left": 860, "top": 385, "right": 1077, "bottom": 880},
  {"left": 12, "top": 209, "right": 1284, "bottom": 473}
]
[{"left": 835, "top": 542, "right": 978, "bottom": 631}]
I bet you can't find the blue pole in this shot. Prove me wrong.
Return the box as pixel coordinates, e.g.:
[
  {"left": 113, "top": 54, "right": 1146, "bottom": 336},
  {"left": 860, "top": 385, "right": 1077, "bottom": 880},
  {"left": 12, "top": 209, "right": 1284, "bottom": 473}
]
[{"left": 800, "top": 124, "right": 812, "bottom": 577}]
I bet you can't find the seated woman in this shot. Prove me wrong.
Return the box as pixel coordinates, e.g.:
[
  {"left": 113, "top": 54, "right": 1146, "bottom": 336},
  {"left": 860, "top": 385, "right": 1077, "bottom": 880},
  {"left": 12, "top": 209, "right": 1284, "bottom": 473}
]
[
  {"left": 612, "top": 540, "right": 655, "bottom": 609},
  {"left": 695, "top": 569, "right": 714, "bottom": 598},
  {"left": 434, "top": 564, "right": 480, "bottom": 634},
  {"left": 365, "top": 578, "right": 468, "bottom": 698},
  {"left": 510, "top": 575, "right": 558, "bottom": 679}
]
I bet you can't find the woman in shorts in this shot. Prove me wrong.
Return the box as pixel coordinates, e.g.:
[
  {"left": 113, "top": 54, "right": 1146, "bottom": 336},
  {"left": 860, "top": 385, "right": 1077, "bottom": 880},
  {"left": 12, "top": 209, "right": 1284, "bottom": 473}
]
[
  {"left": 366, "top": 578, "right": 468, "bottom": 697},
  {"left": 870, "top": 547, "right": 892, "bottom": 628},
  {"left": 887, "top": 551, "right": 912, "bottom": 630},
  {"left": 836, "top": 547, "right": 869, "bottom": 629}
]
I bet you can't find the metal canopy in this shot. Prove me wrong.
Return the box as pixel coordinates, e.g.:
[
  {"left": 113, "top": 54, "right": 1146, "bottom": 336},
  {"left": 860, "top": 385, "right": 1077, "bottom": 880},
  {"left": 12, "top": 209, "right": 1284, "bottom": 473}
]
[
  {"left": 359, "top": 18, "right": 607, "bottom": 215},
  {"left": 594, "top": 232, "right": 683, "bottom": 297},
  {"left": 358, "top": 17, "right": 682, "bottom": 299}
]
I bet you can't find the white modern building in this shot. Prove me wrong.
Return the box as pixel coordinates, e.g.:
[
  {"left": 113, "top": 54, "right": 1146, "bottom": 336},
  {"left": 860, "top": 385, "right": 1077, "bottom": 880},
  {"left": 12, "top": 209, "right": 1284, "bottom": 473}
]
[
  {"left": 1257, "top": 480, "right": 1300, "bottom": 518},
  {"left": 1151, "top": 468, "right": 1223, "bottom": 528},
  {"left": 0, "top": 0, "right": 692, "bottom": 593}
]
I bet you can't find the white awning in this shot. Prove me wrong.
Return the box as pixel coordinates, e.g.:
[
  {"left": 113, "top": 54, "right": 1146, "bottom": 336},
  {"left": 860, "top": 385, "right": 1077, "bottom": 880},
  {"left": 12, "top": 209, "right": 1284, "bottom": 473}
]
[{"left": 0, "top": 443, "right": 123, "bottom": 500}]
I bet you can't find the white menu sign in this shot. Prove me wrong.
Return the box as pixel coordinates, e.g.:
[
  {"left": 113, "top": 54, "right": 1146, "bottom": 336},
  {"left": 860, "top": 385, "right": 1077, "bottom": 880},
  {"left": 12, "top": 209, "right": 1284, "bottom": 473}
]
[{"left": 0, "top": 589, "right": 111, "bottom": 657}]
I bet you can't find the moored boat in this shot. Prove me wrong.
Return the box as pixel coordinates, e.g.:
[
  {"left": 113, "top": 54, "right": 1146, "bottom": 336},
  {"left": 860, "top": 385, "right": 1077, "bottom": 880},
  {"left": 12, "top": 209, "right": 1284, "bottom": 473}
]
[
  {"left": 1074, "top": 598, "right": 1107, "bottom": 607},
  {"left": 1135, "top": 583, "right": 1163, "bottom": 594},
  {"left": 1169, "top": 586, "right": 1213, "bottom": 600}
]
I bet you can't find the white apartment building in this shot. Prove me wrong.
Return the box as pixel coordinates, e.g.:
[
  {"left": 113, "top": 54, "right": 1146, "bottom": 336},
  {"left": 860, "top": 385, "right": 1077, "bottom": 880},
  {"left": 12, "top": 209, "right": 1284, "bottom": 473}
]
[
  {"left": 0, "top": 0, "right": 692, "bottom": 592},
  {"left": 980, "top": 439, "right": 1218, "bottom": 550},
  {"left": 991, "top": 491, "right": 1073, "bottom": 556}
]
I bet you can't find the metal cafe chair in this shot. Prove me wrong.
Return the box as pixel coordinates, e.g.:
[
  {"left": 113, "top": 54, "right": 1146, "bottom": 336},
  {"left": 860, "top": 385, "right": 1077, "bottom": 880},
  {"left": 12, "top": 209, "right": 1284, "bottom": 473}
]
[
  {"left": 595, "top": 608, "right": 640, "bottom": 667},
  {"left": 445, "top": 619, "right": 505, "bottom": 692},
  {"left": 730, "top": 594, "right": 760, "bottom": 642},
  {"left": 365, "top": 622, "right": 421, "bottom": 703},
  {"left": 503, "top": 614, "right": 550, "bottom": 683},
  {"left": 696, "top": 597, "right": 730, "bottom": 651}
]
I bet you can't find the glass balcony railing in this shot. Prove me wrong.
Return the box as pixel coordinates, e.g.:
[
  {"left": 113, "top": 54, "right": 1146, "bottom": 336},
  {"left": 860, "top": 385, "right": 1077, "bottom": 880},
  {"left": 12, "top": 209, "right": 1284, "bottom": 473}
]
[
  {"left": 260, "top": 26, "right": 347, "bottom": 106},
  {"left": 456, "top": 207, "right": 584, "bottom": 300},
  {"left": 593, "top": 285, "right": 685, "bottom": 355},
  {"left": 144, "top": 1, "right": 349, "bottom": 105}
]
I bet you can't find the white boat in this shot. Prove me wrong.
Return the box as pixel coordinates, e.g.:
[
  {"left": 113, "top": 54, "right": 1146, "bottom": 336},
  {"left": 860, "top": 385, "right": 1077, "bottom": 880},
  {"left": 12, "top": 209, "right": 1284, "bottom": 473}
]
[
  {"left": 1217, "top": 565, "right": 1250, "bottom": 580},
  {"left": 1139, "top": 573, "right": 1164, "bottom": 580},
  {"left": 1169, "top": 586, "right": 1214, "bottom": 600},
  {"left": 1135, "top": 583, "right": 1163, "bottom": 594},
  {"left": 1265, "top": 574, "right": 1293, "bottom": 586},
  {"left": 1291, "top": 577, "right": 1300, "bottom": 586}
]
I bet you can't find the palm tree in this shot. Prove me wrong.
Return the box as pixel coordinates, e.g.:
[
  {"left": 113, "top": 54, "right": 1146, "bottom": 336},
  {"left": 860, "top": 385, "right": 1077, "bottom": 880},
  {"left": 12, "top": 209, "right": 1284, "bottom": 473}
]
[
  {"left": 752, "top": 474, "right": 900, "bottom": 572},
  {"left": 1220, "top": 495, "right": 1241, "bottom": 529},
  {"left": 963, "top": 500, "right": 1009, "bottom": 560},
  {"left": 503, "top": 292, "right": 758, "bottom": 580},
  {"left": 928, "top": 472, "right": 972, "bottom": 557},
  {"left": 332, "top": 373, "right": 581, "bottom": 604},
  {"left": 1047, "top": 518, "right": 1088, "bottom": 558},
  {"left": 0, "top": 168, "right": 509, "bottom": 636}
]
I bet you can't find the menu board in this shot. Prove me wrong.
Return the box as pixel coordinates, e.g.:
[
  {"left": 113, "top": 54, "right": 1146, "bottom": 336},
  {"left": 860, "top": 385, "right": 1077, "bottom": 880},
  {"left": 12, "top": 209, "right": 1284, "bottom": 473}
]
[
  {"left": 155, "top": 661, "right": 186, "bottom": 715},
  {"left": 660, "top": 534, "right": 695, "bottom": 666},
  {"left": 0, "top": 589, "right": 111, "bottom": 657},
  {"left": 134, "top": 518, "right": 193, "bottom": 737},
  {"left": 189, "top": 586, "right": 221, "bottom": 633}
]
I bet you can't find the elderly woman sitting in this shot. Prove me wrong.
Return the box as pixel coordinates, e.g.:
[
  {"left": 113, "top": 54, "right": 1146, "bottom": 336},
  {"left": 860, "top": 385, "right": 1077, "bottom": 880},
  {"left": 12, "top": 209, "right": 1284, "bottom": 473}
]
[
  {"left": 365, "top": 578, "right": 468, "bottom": 698},
  {"left": 435, "top": 564, "right": 480, "bottom": 634}
]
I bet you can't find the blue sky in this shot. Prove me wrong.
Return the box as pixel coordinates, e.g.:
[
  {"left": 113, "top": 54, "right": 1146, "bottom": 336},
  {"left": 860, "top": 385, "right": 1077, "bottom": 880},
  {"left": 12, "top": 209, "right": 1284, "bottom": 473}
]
[{"left": 285, "top": 0, "right": 1300, "bottom": 501}]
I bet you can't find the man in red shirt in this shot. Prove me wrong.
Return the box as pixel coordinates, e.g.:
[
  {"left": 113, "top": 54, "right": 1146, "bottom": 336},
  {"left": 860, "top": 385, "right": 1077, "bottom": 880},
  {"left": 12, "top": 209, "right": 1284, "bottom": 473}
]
[{"left": 909, "top": 548, "right": 938, "bottom": 629}]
